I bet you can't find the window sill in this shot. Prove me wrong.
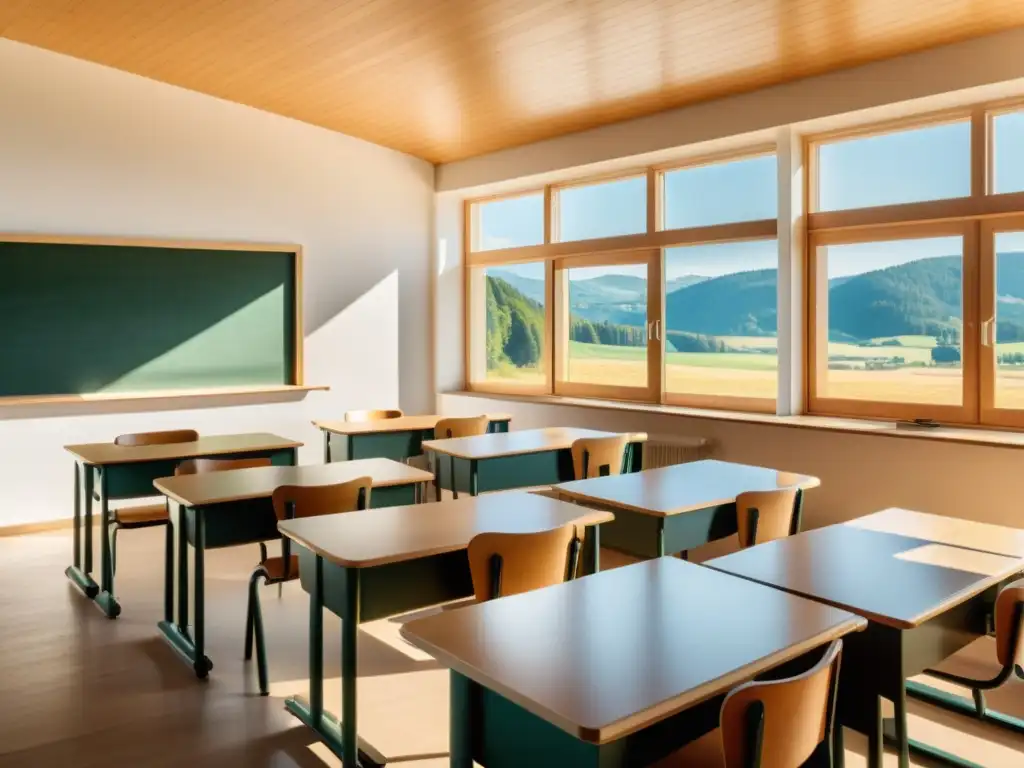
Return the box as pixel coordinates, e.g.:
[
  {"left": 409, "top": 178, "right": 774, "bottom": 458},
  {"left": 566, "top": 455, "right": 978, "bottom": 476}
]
[
  {"left": 0, "top": 384, "right": 328, "bottom": 409},
  {"left": 446, "top": 390, "right": 1024, "bottom": 451}
]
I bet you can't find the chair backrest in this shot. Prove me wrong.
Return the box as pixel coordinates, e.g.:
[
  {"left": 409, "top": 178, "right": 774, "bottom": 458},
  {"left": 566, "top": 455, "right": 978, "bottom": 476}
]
[
  {"left": 434, "top": 415, "right": 490, "bottom": 439},
  {"left": 175, "top": 457, "right": 272, "bottom": 476},
  {"left": 735, "top": 488, "right": 799, "bottom": 549},
  {"left": 571, "top": 435, "right": 629, "bottom": 479},
  {"left": 114, "top": 429, "right": 199, "bottom": 447},
  {"left": 271, "top": 477, "right": 373, "bottom": 521},
  {"left": 344, "top": 409, "right": 404, "bottom": 423},
  {"left": 995, "top": 578, "right": 1024, "bottom": 667},
  {"left": 720, "top": 640, "right": 842, "bottom": 768},
  {"left": 467, "top": 525, "right": 579, "bottom": 602}
]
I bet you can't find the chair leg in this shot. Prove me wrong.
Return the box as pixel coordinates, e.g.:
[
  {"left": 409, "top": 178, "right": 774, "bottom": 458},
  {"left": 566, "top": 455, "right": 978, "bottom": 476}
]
[
  {"left": 247, "top": 570, "right": 270, "bottom": 696},
  {"left": 244, "top": 574, "right": 257, "bottom": 661},
  {"left": 973, "top": 688, "right": 987, "bottom": 718}
]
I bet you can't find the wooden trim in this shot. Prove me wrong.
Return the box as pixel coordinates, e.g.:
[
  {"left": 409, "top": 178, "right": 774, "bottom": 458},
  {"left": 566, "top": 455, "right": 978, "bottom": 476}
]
[
  {"left": 0, "top": 384, "right": 326, "bottom": 408},
  {"left": 465, "top": 381, "right": 551, "bottom": 397},
  {"left": 962, "top": 221, "right": 981, "bottom": 421},
  {"left": 543, "top": 185, "right": 553, "bottom": 244},
  {"left": 648, "top": 250, "right": 665, "bottom": 404},
  {"left": 466, "top": 219, "right": 778, "bottom": 266},
  {"left": 802, "top": 137, "right": 815, "bottom": 410},
  {"left": 646, "top": 168, "right": 659, "bottom": 234},
  {"left": 0, "top": 517, "right": 84, "bottom": 537},
  {"left": 554, "top": 250, "right": 653, "bottom": 270},
  {"left": 979, "top": 215, "right": 1024, "bottom": 427},
  {"left": 554, "top": 381, "right": 655, "bottom": 402},
  {"left": 665, "top": 392, "right": 776, "bottom": 414},
  {"left": 971, "top": 108, "right": 989, "bottom": 197},
  {"left": 463, "top": 201, "right": 472, "bottom": 390},
  {"left": 985, "top": 97, "right": 1024, "bottom": 119},
  {"left": 464, "top": 187, "right": 545, "bottom": 211},
  {"left": 550, "top": 167, "right": 648, "bottom": 194},
  {"left": 807, "top": 220, "right": 976, "bottom": 423},
  {"left": 653, "top": 143, "right": 777, "bottom": 175},
  {"left": 293, "top": 245, "right": 305, "bottom": 386},
  {"left": 807, "top": 192, "right": 1024, "bottom": 233},
  {"left": 544, "top": 257, "right": 555, "bottom": 393},
  {"left": 805, "top": 107, "right": 972, "bottom": 152}
]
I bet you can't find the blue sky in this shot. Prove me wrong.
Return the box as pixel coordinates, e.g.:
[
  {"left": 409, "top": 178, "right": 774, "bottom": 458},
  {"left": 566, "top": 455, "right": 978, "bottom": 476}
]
[{"left": 480, "top": 115, "right": 1024, "bottom": 281}]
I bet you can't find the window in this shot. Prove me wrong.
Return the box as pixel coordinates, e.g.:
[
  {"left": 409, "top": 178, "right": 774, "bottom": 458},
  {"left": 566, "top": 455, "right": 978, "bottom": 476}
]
[
  {"left": 556, "top": 176, "right": 646, "bottom": 241},
  {"left": 471, "top": 194, "right": 544, "bottom": 251},
  {"left": 815, "top": 121, "right": 971, "bottom": 211},
  {"left": 993, "top": 231, "right": 1024, "bottom": 409},
  {"left": 664, "top": 241, "right": 778, "bottom": 404},
  {"left": 993, "top": 110, "right": 1024, "bottom": 195},
  {"left": 663, "top": 155, "right": 777, "bottom": 229},
  {"left": 467, "top": 261, "right": 548, "bottom": 391},
  {"left": 809, "top": 229, "right": 971, "bottom": 420}
]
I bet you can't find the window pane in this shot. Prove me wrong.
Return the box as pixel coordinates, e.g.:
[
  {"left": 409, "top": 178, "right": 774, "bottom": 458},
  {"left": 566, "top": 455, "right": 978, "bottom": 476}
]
[
  {"left": 817, "top": 122, "right": 970, "bottom": 211},
  {"left": 664, "top": 155, "right": 777, "bottom": 229},
  {"left": 993, "top": 112, "right": 1024, "bottom": 195},
  {"left": 819, "top": 236, "right": 963, "bottom": 406},
  {"left": 558, "top": 177, "right": 646, "bottom": 242},
  {"left": 476, "top": 262, "right": 546, "bottom": 386},
  {"left": 664, "top": 241, "right": 778, "bottom": 400},
  {"left": 473, "top": 194, "right": 544, "bottom": 251},
  {"left": 995, "top": 232, "right": 1024, "bottom": 409},
  {"left": 563, "top": 264, "right": 648, "bottom": 387}
]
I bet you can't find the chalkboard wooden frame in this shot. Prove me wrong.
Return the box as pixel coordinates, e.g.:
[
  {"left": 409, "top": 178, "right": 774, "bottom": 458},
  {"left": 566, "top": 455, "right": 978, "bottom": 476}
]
[{"left": 0, "top": 233, "right": 324, "bottom": 406}]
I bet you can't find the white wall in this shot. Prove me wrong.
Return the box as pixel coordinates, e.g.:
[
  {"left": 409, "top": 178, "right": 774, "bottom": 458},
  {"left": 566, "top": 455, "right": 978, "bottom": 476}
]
[{"left": 0, "top": 40, "right": 434, "bottom": 526}]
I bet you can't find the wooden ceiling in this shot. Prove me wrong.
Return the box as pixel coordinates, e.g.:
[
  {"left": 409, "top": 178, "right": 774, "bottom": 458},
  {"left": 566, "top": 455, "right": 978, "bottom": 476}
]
[{"left": 3, "top": 1, "right": 1024, "bottom": 163}]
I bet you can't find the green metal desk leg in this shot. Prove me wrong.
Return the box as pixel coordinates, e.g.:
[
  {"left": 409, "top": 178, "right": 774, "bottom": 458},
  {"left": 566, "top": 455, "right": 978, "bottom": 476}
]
[
  {"left": 323, "top": 430, "right": 331, "bottom": 463},
  {"left": 893, "top": 684, "right": 910, "bottom": 768},
  {"left": 589, "top": 524, "right": 600, "bottom": 574},
  {"left": 309, "top": 555, "right": 324, "bottom": 722},
  {"left": 469, "top": 460, "right": 479, "bottom": 496},
  {"left": 178, "top": 508, "right": 189, "bottom": 635},
  {"left": 450, "top": 671, "right": 473, "bottom": 768},
  {"left": 65, "top": 461, "right": 99, "bottom": 598},
  {"left": 193, "top": 511, "right": 211, "bottom": 678},
  {"left": 790, "top": 488, "right": 805, "bottom": 535},
  {"left": 164, "top": 503, "right": 174, "bottom": 623},
  {"left": 657, "top": 521, "right": 666, "bottom": 557},
  {"left": 342, "top": 568, "right": 360, "bottom": 768},
  {"left": 95, "top": 468, "right": 121, "bottom": 618},
  {"left": 833, "top": 725, "right": 845, "bottom": 768},
  {"left": 868, "top": 695, "right": 883, "bottom": 768}
]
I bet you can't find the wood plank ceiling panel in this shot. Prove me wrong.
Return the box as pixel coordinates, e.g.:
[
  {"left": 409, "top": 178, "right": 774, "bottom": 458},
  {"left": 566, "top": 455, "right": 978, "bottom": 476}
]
[{"left": 2, "top": 0, "right": 1024, "bottom": 163}]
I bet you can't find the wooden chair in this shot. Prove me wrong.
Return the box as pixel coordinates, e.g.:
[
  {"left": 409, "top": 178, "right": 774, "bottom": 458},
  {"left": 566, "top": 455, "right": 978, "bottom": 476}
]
[
  {"left": 433, "top": 415, "right": 490, "bottom": 500},
  {"left": 245, "top": 477, "right": 372, "bottom": 695},
  {"left": 571, "top": 435, "right": 630, "bottom": 479},
  {"left": 914, "top": 578, "right": 1024, "bottom": 723},
  {"left": 663, "top": 640, "right": 843, "bottom": 767},
  {"left": 735, "top": 488, "right": 800, "bottom": 550},
  {"left": 111, "top": 454, "right": 272, "bottom": 576},
  {"left": 107, "top": 429, "right": 198, "bottom": 575},
  {"left": 467, "top": 525, "right": 581, "bottom": 602},
  {"left": 531, "top": 435, "right": 631, "bottom": 500},
  {"left": 344, "top": 409, "right": 403, "bottom": 422}
]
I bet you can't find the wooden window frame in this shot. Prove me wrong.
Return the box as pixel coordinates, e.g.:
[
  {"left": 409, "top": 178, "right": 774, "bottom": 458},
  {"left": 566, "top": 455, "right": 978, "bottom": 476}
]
[
  {"left": 463, "top": 148, "right": 781, "bottom": 411},
  {"left": 980, "top": 215, "right": 1024, "bottom": 428},
  {"left": 807, "top": 221, "right": 979, "bottom": 424}
]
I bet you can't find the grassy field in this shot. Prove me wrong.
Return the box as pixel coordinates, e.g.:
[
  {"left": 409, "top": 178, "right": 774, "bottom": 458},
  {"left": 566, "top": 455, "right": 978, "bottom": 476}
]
[{"left": 486, "top": 336, "right": 1024, "bottom": 407}]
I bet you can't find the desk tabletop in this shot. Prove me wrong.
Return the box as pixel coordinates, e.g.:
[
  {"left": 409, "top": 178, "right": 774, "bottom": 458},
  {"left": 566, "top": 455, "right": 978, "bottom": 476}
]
[
  {"left": 278, "top": 492, "right": 613, "bottom": 568},
  {"left": 553, "top": 459, "right": 820, "bottom": 517},
  {"left": 422, "top": 427, "right": 647, "bottom": 460},
  {"left": 846, "top": 508, "right": 1024, "bottom": 559},
  {"left": 313, "top": 413, "right": 512, "bottom": 436},
  {"left": 65, "top": 432, "right": 301, "bottom": 465},
  {"left": 400, "top": 557, "right": 864, "bottom": 744},
  {"left": 705, "top": 525, "right": 1024, "bottom": 629},
  {"left": 154, "top": 458, "right": 431, "bottom": 507}
]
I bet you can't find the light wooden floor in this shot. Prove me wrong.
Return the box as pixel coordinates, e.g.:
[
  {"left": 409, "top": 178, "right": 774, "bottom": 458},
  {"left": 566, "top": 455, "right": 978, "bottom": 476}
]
[{"left": 1, "top": 528, "right": 1022, "bottom": 767}]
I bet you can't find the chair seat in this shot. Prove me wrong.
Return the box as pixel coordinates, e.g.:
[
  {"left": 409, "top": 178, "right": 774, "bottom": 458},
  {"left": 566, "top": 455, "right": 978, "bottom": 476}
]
[
  {"left": 261, "top": 555, "right": 300, "bottom": 582},
  {"left": 114, "top": 504, "right": 169, "bottom": 526},
  {"left": 651, "top": 729, "right": 724, "bottom": 768}
]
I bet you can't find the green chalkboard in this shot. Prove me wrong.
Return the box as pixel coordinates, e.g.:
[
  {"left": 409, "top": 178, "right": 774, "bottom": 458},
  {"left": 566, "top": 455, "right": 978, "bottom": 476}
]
[{"left": 0, "top": 238, "right": 298, "bottom": 397}]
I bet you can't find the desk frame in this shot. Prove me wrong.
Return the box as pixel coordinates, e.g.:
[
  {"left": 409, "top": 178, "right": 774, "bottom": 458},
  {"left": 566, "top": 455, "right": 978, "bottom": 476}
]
[
  {"left": 157, "top": 482, "right": 417, "bottom": 679},
  {"left": 65, "top": 445, "right": 297, "bottom": 618},
  {"left": 428, "top": 440, "right": 644, "bottom": 500},
  {"left": 322, "top": 419, "right": 509, "bottom": 464},
  {"left": 285, "top": 530, "right": 603, "bottom": 768}
]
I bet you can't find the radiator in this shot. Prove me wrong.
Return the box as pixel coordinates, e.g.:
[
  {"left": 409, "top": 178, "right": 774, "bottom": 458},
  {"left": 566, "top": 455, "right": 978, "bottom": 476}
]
[{"left": 643, "top": 434, "right": 711, "bottom": 468}]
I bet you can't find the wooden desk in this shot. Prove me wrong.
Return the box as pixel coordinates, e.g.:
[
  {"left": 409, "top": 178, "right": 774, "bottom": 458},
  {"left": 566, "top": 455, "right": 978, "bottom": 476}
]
[
  {"left": 422, "top": 427, "right": 647, "bottom": 499},
  {"left": 847, "top": 507, "right": 1024, "bottom": 559},
  {"left": 277, "top": 492, "right": 614, "bottom": 768},
  {"left": 152, "top": 458, "right": 432, "bottom": 679},
  {"left": 554, "top": 459, "right": 820, "bottom": 558},
  {"left": 314, "top": 413, "right": 511, "bottom": 463},
  {"left": 62, "top": 432, "right": 300, "bottom": 618},
  {"left": 400, "top": 557, "right": 864, "bottom": 767},
  {"left": 705, "top": 525, "right": 1024, "bottom": 768}
]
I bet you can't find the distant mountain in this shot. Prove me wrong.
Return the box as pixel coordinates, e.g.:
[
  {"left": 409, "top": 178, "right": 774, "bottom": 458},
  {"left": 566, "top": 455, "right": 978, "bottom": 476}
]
[
  {"left": 667, "top": 275, "right": 708, "bottom": 293},
  {"left": 666, "top": 268, "right": 778, "bottom": 337},
  {"left": 489, "top": 270, "right": 545, "bottom": 304}
]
